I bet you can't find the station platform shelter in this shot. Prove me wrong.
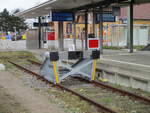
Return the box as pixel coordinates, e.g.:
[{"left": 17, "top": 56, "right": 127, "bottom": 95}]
[{"left": 15, "top": 0, "right": 150, "bottom": 92}]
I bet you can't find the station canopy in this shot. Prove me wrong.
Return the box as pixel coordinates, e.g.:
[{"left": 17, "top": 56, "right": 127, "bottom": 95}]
[{"left": 15, "top": 0, "right": 150, "bottom": 19}]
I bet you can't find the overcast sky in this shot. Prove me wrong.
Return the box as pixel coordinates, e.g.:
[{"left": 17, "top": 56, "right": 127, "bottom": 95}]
[{"left": 0, "top": 0, "right": 48, "bottom": 12}]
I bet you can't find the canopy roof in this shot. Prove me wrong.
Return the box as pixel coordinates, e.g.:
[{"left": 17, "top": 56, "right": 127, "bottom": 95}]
[{"left": 15, "top": 0, "right": 150, "bottom": 19}]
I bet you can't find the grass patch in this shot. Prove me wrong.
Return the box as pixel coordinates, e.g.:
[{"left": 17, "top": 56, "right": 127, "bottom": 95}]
[
  {"left": 0, "top": 51, "right": 38, "bottom": 69},
  {"left": 133, "top": 46, "right": 145, "bottom": 50},
  {"left": 103, "top": 46, "right": 122, "bottom": 50},
  {"left": 103, "top": 46, "right": 146, "bottom": 50}
]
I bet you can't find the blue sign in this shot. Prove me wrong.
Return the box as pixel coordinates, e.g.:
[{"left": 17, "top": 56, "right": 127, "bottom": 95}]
[
  {"left": 52, "top": 12, "right": 74, "bottom": 21},
  {"left": 97, "top": 13, "right": 115, "bottom": 22}
]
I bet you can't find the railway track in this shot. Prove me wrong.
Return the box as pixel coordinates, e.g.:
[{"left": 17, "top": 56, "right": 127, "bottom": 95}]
[
  {"left": 8, "top": 60, "right": 117, "bottom": 113},
  {"left": 28, "top": 59, "right": 150, "bottom": 104},
  {"left": 8, "top": 60, "right": 150, "bottom": 113}
]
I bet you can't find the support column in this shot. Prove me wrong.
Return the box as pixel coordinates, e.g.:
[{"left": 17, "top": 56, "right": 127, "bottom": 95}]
[
  {"left": 99, "top": 8, "right": 103, "bottom": 54},
  {"left": 127, "top": 2, "right": 134, "bottom": 53},
  {"left": 58, "top": 22, "right": 64, "bottom": 51},
  {"left": 73, "top": 22, "right": 77, "bottom": 50},
  {"left": 38, "top": 17, "right": 42, "bottom": 49},
  {"left": 41, "top": 17, "right": 45, "bottom": 48},
  {"left": 85, "top": 11, "right": 88, "bottom": 50},
  {"left": 148, "top": 30, "right": 150, "bottom": 44},
  {"left": 93, "top": 11, "right": 96, "bottom": 35}
]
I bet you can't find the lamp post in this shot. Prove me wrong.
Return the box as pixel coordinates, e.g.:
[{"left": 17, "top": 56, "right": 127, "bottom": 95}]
[{"left": 13, "top": 27, "right": 17, "bottom": 40}]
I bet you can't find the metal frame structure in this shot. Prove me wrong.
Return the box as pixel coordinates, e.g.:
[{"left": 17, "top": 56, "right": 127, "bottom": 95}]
[
  {"left": 40, "top": 50, "right": 100, "bottom": 84},
  {"left": 15, "top": 0, "right": 150, "bottom": 53}
]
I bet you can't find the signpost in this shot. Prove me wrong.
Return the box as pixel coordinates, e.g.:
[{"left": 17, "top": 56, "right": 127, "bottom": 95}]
[
  {"left": 96, "top": 12, "right": 115, "bottom": 53},
  {"left": 34, "top": 12, "right": 74, "bottom": 50},
  {"left": 96, "top": 13, "right": 116, "bottom": 22},
  {"left": 52, "top": 12, "right": 74, "bottom": 21},
  {"left": 33, "top": 22, "right": 49, "bottom": 27}
]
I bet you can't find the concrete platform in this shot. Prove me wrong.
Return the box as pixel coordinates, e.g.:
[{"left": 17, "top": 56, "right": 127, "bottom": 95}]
[{"left": 98, "top": 50, "right": 150, "bottom": 92}]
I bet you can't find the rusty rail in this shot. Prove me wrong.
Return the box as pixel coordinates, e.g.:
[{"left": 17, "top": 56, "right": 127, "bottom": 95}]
[
  {"left": 8, "top": 60, "right": 117, "bottom": 113},
  {"left": 92, "top": 80, "right": 150, "bottom": 104},
  {"left": 28, "top": 59, "right": 150, "bottom": 104},
  {"left": 28, "top": 59, "right": 41, "bottom": 66}
]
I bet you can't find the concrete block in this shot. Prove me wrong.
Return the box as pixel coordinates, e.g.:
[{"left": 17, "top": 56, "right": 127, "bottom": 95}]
[
  {"left": 0, "top": 64, "right": 5, "bottom": 71},
  {"left": 148, "top": 81, "right": 150, "bottom": 92},
  {"left": 117, "top": 74, "right": 130, "bottom": 87},
  {"left": 132, "top": 79, "right": 148, "bottom": 91},
  {"left": 104, "top": 71, "right": 116, "bottom": 84}
]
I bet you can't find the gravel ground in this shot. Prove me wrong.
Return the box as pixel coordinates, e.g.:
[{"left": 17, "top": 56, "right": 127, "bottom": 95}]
[
  {"left": 106, "top": 82, "right": 150, "bottom": 99},
  {"left": 73, "top": 86, "right": 150, "bottom": 113},
  {"left": 1, "top": 51, "right": 150, "bottom": 113},
  {"left": 10, "top": 66, "right": 99, "bottom": 113},
  {"left": 0, "top": 86, "right": 29, "bottom": 113},
  {"left": 12, "top": 60, "right": 150, "bottom": 113}
]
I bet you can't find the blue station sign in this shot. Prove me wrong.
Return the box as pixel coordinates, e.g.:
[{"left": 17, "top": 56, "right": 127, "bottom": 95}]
[
  {"left": 96, "top": 13, "right": 116, "bottom": 22},
  {"left": 52, "top": 12, "right": 74, "bottom": 21}
]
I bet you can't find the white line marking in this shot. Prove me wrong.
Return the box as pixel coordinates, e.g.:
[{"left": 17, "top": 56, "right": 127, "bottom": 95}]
[{"left": 101, "top": 58, "right": 150, "bottom": 68}]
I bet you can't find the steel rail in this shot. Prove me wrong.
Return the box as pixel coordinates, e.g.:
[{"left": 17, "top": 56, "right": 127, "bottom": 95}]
[
  {"left": 28, "top": 59, "right": 150, "bottom": 104},
  {"left": 8, "top": 60, "right": 117, "bottom": 113},
  {"left": 28, "top": 59, "right": 41, "bottom": 66}
]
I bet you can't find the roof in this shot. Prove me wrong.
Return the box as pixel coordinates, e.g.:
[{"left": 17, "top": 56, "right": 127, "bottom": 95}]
[
  {"left": 16, "top": 0, "right": 150, "bottom": 19},
  {"left": 15, "top": 0, "right": 128, "bottom": 19},
  {"left": 120, "top": 3, "right": 150, "bottom": 20},
  {"left": 15, "top": 0, "right": 101, "bottom": 18}
]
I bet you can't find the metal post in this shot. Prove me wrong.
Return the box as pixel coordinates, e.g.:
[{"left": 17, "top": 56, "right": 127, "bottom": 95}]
[
  {"left": 85, "top": 11, "right": 88, "bottom": 50},
  {"left": 58, "top": 22, "right": 64, "bottom": 51},
  {"left": 92, "top": 60, "right": 97, "bottom": 80},
  {"left": 99, "top": 7, "right": 103, "bottom": 54},
  {"left": 127, "top": 2, "right": 134, "bottom": 53},
  {"left": 93, "top": 11, "right": 96, "bottom": 35},
  {"left": 38, "top": 17, "right": 42, "bottom": 49},
  {"left": 73, "top": 22, "right": 77, "bottom": 50},
  {"left": 148, "top": 29, "right": 150, "bottom": 44},
  {"left": 41, "top": 17, "right": 45, "bottom": 48},
  {"left": 52, "top": 61, "right": 60, "bottom": 84},
  {"left": 13, "top": 27, "right": 17, "bottom": 41}
]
